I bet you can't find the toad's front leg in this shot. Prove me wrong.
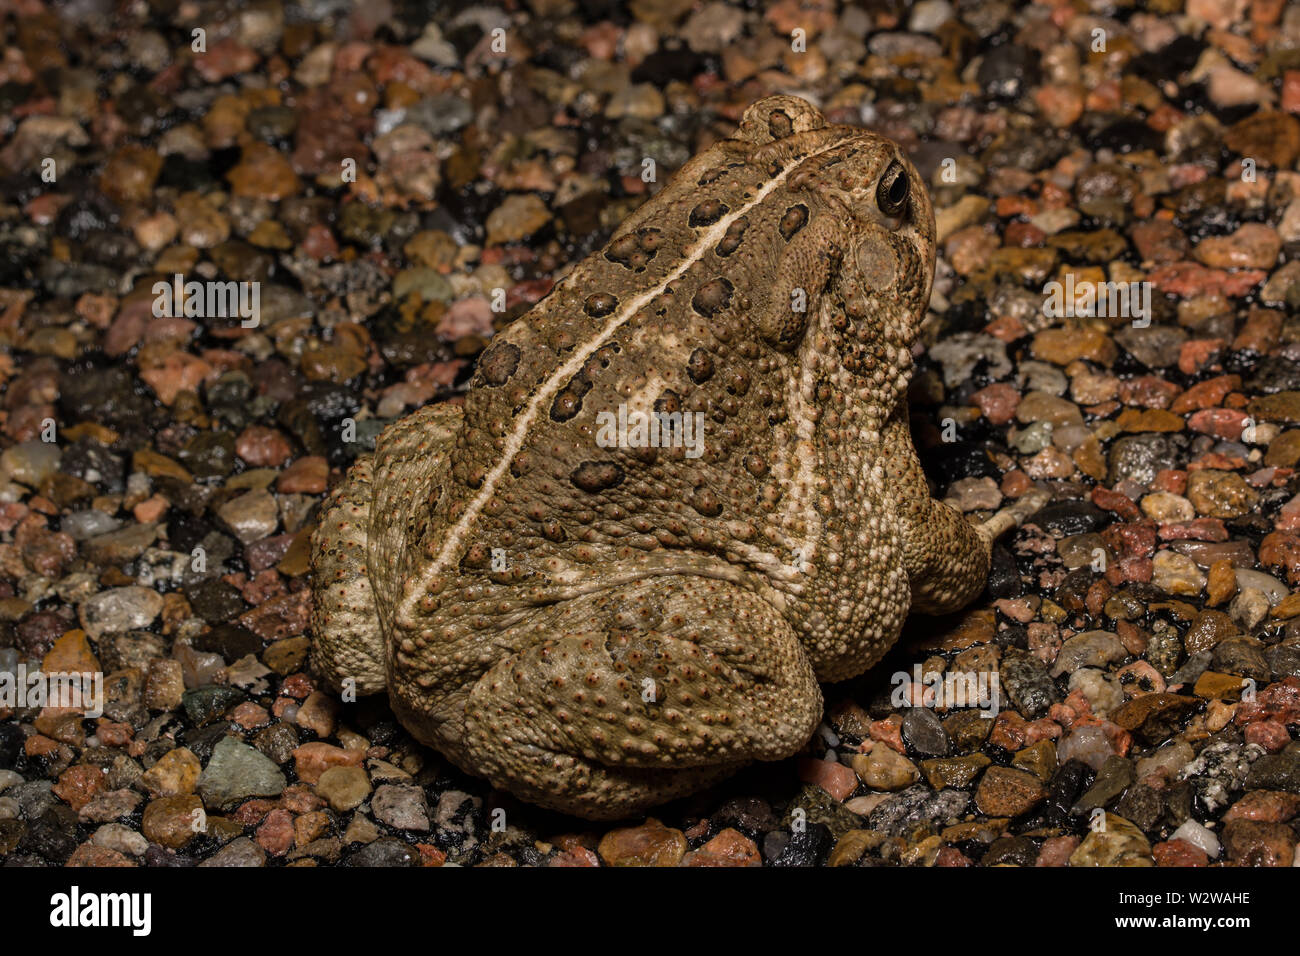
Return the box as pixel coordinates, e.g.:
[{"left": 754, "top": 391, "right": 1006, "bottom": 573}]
[{"left": 883, "top": 407, "right": 1046, "bottom": 614}]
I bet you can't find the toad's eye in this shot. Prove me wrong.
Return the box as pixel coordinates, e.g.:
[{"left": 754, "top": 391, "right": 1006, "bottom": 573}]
[{"left": 877, "top": 161, "right": 909, "bottom": 217}]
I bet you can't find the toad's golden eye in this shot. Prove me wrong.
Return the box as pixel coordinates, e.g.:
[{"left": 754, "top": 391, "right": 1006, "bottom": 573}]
[{"left": 877, "top": 161, "right": 909, "bottom": 217}]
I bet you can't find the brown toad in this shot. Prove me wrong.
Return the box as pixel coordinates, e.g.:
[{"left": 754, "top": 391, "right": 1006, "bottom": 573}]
[{"left": 310, "top": 95, "right": 1040, "bottom": 820}]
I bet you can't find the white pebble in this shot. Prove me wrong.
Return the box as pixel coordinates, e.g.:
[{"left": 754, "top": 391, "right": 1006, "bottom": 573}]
[{"left": 1171, "top": 819, "right": 1220, "bottom": 859}]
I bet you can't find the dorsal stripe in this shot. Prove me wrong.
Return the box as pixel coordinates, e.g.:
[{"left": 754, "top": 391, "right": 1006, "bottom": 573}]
[{"left": 397, "top": 138, "right": 846, "bottom": 627}]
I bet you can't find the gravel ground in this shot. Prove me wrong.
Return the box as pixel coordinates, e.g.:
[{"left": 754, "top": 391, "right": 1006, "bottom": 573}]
[{"left": 3, "top": 0, "right": 1300, "bottom": 867}]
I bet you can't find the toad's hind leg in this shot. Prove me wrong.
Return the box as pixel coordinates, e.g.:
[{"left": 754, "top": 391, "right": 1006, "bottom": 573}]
[
  {"left": 310, "top": 455, "right": 387, "bottom": 695},
  {"left": 461, "top": 577, "right": 823, "bottom": 821},
  {"left": 310, "top": 402, "right": 464, "bottom": 697}
]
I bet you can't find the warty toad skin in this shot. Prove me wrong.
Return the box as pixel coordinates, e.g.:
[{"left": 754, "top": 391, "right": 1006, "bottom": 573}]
[{"left": 310, "top": 95, "right": 1043, "bottom": 820}]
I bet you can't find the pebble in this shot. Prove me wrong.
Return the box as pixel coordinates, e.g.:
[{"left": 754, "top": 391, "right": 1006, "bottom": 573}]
[
  {"left": 1207, "top": 559, "right": 1238, "bottom": 605},
  {"left": 920, "top": 754, "right": 991, "bottom": 790},
  {"left": 1114, "top": 692, "right": 1199, "bottom": 745},
  {"left": 315, "top": 765, "right": 371, "bottom": 812},
  {"left": 346, "top": 837, "right": 418, "bottom": 867},
  {"left": 1012, "top": 740, "right": 1057, "bottom": 782},
  {"left": 1245, "top": 751, "right": 1300, "bottom": 792},
  {"left": 1142, "top": 492, "right": 1195, "bottom": 523},
  {"left": 1135, "top": 741, "right": 1195, "bottom": 784},
  {"left": 1187, "top": 470, "right": 1259, "bottom": 518},
  {"left": 597, "top": 818, "right": 688, "bottom": 867},
  {"left": 1032, "top": 329, "right": 1116, "bottom": 368},
  {"left": 1224, "top": 790, "right": 1300, "bottom": 823},
  {"left": 1050, "top": 631, "right": 1127, "bottom": 678},
  {"left": 868, "top": 785, "right": 970, "bottom": 837},
  {"left": 1221, "top": 819, "right": 1296, "bottom": 866},
  {"left": 1069, "top": 813, "right": 1153, "bottom": 866},
  {"left": 53, "top": 766, "right": 105, "bottom": 811},
  {"left": 1070, "top": 668, "right": 1124, "bottom": 716},
  {"left": 1152, "top": 550, "right": 1207, "bottom": 595},
  {"left": 79, "top": 587, "right": 163, "bottom": 638},
  {"left": 277, "top": 456, "right": 328, "bottom": 494},
  {"left": 141, "top": 795, "right": 204, "bottom": 849},
  {"left": 908, "top": 0, "right": 953, "bottom": 33},
  {"left": 1153, "top": 838, "right": 1208, "bottom": 867},
  {"left": 236, "top": 427, "right": 293, "bottom": 467},
  {"left": 90, "top": 822, "right": 149, "bottom": 858},
  {"left": 999, "top": 648, "right": 1061, "bottom": 719},
  {"left": 1235, "top": 569, "right": 1287, "bottom": 604},
  {"left": 945, "top": 476, "right": 1002, "bottom": 512},
  {"left": 197, "top": 736, "right": 287, "bottom": 808},
  {"left": 78, "top": 788, "right": 141, "bottom": 824},
  {"left": 199, "top": 836, "right": 267, "bottom": 867},
  {"left": 227, "top": 142, "right": 301, "bottom": 201},
  {"left": 852, "top": 745, "right": 920, "bottom": 792},
  {"left": 1056, "top": 725, "right": 1120, "bottom": 772},
  {"left": 1108, "top": 434, "right": 1184, "bottom": 486},
  {"left": 66, "top": 845, "right": 135, "bottom": 867},
  {"left": 256, "top": 808, "right": 294, "bottom": 856},
  {"left": 1073, "top": 755, "right": 1135, "bottom": 816},
  {"left": 1231, "top": 589, "right": 1271, "bottom": 630},
  {"left": 680, "top": 828, "right": 762, "bottom": 867},
  {"left": 1171, "top": 818, "right": 1221, "bottom": 859},
  {"left": 485, "top": 195, "right": 552, "bottom": 245},
  {"left": 140, "top": 747, "right": 201, "bottom": 797},
  {"left": 0, "top": 441, "right": 61, "bottom": 487},
  {"left": 370, "top": 783, "right": 430, "bottom": 831},
  {"left": 930, "top": 333, "right": 1011, "bottom": 387},
  {"left": 1183, "top": 742, "right": 1263, "bottom": 812},
  {"left": 798, "top": 757, "right": 858, "bottom": 801},
  {"left": 216, "top": 490, "right": 280, "bottom": 544},
  {"left": 901, "top": 707, "right": 950, "bottom": 757},
  {"left": 974, "top": 766, "right": 1047, "bottom": 817}
]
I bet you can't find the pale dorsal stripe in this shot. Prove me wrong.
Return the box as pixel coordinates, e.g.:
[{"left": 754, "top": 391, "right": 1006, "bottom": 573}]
[{"left": 398, "top": 137, "right": 845, "bottom": 626}]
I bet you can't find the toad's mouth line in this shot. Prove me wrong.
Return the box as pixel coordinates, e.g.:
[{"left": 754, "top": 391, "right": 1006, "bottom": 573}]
[{"left": 397, "top": 134, "right": 853, "bottom": 631}]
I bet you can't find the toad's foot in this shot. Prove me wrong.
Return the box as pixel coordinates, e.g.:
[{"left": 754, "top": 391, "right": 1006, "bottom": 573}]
[{"left": 977, "top": 488, "right": 1050, "bottom": 547}]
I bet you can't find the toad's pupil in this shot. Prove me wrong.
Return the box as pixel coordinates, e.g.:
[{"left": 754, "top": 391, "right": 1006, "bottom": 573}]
[{"left": 889, "top": 173, "right": 907, "bottom": 204}]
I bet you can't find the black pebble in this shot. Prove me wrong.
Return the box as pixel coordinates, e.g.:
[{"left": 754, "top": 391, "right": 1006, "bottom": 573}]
[{"left": 767, "top": 823, "right": 832, "bottom": 866}]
